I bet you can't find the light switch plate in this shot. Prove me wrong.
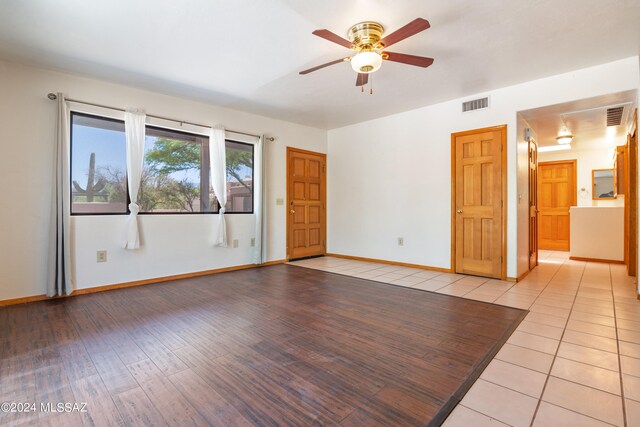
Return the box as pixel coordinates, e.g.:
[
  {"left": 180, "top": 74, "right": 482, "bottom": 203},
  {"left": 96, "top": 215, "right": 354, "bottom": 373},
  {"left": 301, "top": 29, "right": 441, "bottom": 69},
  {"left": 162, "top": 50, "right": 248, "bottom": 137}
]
[{"left": 276, "top": 198, "right": 284, "bottom": 205}]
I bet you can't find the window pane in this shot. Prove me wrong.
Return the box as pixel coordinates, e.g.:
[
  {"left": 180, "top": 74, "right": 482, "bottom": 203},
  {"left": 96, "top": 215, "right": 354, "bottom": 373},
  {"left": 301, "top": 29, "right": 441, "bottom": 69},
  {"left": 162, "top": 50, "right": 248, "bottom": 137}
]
[
  {"left": 225, "top": 140, "right": 253, "bottom": 213},
  {"left": 71, "top": 113, "right": 127, "bottom": 214},
  {"left": 141, "top": 127, "right": 205, "bottom": 213}
]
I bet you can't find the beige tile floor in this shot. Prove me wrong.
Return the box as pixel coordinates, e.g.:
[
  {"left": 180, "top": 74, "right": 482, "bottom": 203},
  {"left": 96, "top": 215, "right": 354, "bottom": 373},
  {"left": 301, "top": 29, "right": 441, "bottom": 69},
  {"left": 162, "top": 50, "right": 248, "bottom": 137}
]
[{"left": 290, "top": 251, "right": 640, "bottom": 427}]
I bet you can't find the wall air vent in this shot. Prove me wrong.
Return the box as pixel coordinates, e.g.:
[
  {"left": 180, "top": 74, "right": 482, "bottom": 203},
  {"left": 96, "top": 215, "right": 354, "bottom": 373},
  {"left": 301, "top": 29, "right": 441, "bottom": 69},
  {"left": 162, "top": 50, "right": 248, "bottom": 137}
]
[
  {"left": 462, "top": 97, "right": 489, "bottom": 112},
  {"left": 606, "top": 106, "right": 624, "bottom": 126}
]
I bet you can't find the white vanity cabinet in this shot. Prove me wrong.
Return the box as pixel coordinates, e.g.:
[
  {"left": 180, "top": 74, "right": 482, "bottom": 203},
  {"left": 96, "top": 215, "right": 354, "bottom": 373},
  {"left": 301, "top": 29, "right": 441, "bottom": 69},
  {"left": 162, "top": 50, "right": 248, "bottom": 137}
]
[{"left": 569, "top": 206, "right": 624, "bottom": 262}]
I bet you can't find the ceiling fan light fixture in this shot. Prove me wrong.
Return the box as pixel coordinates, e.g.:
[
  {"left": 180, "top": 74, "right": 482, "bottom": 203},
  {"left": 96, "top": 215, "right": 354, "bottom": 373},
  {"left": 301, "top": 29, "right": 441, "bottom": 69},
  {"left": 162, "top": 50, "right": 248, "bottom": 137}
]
[
  {"left": 556, "top": 133, "right": 573, "bottom": 145},
  {"left": 556, "top": 123, "right": 573, "bottom": 145},
  {"left": 350, "top": 51, "right": 382, "bottom": 74},
  {"left": 556, "top": 135, "right": 573, "bottom": 145}
]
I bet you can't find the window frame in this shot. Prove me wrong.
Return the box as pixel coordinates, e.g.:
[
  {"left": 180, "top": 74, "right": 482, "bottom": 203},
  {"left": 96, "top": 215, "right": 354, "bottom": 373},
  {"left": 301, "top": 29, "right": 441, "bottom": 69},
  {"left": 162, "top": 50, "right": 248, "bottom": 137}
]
[
  {"left": 69, "top": 112, "right": 256, "bottom": 216},
  {"left": 70, "top": 111, "right": 130, "bottom": 216},
  {"left": 139, "top": 125, "right": 212, "bottom": 215}
]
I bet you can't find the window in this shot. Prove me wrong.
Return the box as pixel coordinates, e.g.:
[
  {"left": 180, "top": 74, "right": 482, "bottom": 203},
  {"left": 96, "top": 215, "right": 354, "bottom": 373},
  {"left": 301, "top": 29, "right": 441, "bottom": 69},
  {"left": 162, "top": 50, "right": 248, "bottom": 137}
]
[
  {"left": 70, "top": 113, "right": 255, "bottom": 215},
  {"left": 224, "top": 140, "right": 254, "bottom": 213},
  {"left": 71, "top": 113, "right": 128, "bottom": 214},
  {"left": 141, "top": 127, "right": 212, "bottom": 213}
]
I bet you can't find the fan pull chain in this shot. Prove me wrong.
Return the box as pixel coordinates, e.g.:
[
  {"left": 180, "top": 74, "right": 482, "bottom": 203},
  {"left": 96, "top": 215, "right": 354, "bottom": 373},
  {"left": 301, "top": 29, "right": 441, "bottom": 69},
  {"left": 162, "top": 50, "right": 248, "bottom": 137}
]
[{"left": 370, "top": 74, "right": 373, "bottom": 95}]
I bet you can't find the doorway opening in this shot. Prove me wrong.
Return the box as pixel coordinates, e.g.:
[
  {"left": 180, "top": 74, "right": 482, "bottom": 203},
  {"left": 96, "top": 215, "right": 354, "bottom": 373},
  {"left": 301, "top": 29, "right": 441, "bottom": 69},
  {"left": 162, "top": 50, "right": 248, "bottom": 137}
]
[{"left": 518, "top": 90, "right": 638, "bottom": 278}]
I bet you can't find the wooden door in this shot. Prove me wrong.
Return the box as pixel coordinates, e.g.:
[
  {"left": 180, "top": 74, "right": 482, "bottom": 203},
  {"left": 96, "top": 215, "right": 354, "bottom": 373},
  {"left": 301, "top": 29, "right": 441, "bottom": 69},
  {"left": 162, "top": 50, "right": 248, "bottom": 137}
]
[
  {"left": 452, "top": 126, "right": 506, "bottom": 279},
  {"left": 529, "top": 139, "right": 538, "bottom": 269},
  {"left": 627, "top": 110, "right": 638, "bottom": 276},
  {"left": 287, "top": 147, "right": 326, "bottom": 260},
  {"left": 538, "top": 161, "right": 576, "bottom": 251},
  {"left": 624, "top": 142, "right": 629, "bottom": 265}
]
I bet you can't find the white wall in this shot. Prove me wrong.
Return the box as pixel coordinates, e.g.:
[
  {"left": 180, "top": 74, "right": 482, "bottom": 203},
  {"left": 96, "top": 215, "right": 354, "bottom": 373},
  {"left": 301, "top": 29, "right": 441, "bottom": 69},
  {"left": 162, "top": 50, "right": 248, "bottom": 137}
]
[
  {"left": 0, "top": 60, "right": 327, "bottom": 300},
  {"left": 328, "top": 57, "right": 639, "bottom": 278}
]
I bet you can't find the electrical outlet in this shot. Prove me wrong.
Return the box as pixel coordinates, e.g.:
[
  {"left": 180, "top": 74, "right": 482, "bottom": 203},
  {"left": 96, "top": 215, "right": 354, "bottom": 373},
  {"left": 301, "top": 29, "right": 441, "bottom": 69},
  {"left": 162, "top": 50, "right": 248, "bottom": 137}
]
[
  {"left": 398, "top": 237, "right": 404, "bottom": 246},
  {"left": 97, "top": 250, "right": 107, "bottom": 262},
  {"left": 233, "top": 239, "right": 239, "bottom": 248},
  {"left": 250, "top": 238, "right": 256, "bottom": 247}
]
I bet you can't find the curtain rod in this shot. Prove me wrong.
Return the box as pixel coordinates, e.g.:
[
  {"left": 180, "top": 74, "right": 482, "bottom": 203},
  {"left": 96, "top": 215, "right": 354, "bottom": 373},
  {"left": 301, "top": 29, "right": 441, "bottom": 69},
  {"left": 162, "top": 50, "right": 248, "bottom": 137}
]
[{"left": 47, "top": 93, "right": 275, "bottom": 142}]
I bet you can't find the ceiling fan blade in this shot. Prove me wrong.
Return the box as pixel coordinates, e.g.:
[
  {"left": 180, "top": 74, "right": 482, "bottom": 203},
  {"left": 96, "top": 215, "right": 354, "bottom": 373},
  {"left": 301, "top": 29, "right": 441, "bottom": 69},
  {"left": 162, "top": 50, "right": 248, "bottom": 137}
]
[
  {"left": 299, "top": 57, "right": 349, "bottom": 75},
  {"left": 312, "top": 29, "right": 353, "bottom": 49},
  {"left": 379, "top": 18, "right": 430, "bottom": 48},
  {"left": 356, "top": 73, "right": 369, "bottom": 87},
  {"left": 382, "top": 52, "right": 434, "bottom": 68}
]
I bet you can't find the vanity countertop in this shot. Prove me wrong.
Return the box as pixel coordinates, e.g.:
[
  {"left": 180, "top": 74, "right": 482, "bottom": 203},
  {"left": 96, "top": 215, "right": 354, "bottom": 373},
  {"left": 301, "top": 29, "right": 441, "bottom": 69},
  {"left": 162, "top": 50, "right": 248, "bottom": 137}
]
[{"left": 570, "top": 206, "right": 622, "bottom": 209}]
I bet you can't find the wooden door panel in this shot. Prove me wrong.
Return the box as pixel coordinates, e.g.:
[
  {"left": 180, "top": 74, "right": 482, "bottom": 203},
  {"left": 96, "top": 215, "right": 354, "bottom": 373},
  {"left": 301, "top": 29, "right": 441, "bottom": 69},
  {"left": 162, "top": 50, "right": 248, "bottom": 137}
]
[
  {"left": 292, "top": 158, "right": 305, "bottom": 176},
  {"left": 481, "top": 218, "right": 493, "bottom": 260},
  {"left": 463, "top": 165, "right": 475, "bottom": 206},
  {"left": 481, "top": 162, "right": 493, "bottom": 205},
  {"left": 556, "top": 182, "right": 570, "bottom": 207},
  {"left": 454, "top": 128, "right": 504, "bottom": 278},
  {"left": 481, "top": 140, "right": 492, "bottom": 156},
  {"left": 293, "top": 230, "right": 306, "bottom": 248},
  {"left": 539, "top": 183, "right": 552, "bottom": 207},
  {"left": 292, "top": 205, "right": 306, "bottom": 224},
  {"left": 538, "top": 161, "right": 576, "bottom": 251},
  {"left": 308, "top": 183, "right": 320, "bottom": 201},
  {"left": 309, "top": 228, "right": 321, "bottom": 246},
  {"left": 540, "top": 168, "right": 552, "bottom": 179},
  {"left": 287, "top": 148, "right": 326, "bottom": 260},
  {"left": 462, "top": 141, "right": 474, "bottom": 158},
  {"left": 539, "top": 215, "right": 553, "bottom": 240},
  {"left": 308, "top": 206, "right": 321, "bottom": 224},
  {"left": 293, "top": 182, "right": 306, "bottom": 200},
  {"left": 309, "top": 160, "right": 321, "bottom": 179},
  {"left": 558, "top": 215, "right": 570, "bottom": 241},
  {"left": 462, "top": 218, "right": 474, "bottom": 258}
]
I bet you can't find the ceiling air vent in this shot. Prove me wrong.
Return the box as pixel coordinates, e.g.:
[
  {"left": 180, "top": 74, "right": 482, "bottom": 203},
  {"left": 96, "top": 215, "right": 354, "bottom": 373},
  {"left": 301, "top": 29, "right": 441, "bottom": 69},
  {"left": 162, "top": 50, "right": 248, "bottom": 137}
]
[
  {"left": 462, "top": 97, "right": 489, "bottom": 112},
  {"left": 606, "top": 106, "right": 624, "bottom": 126}
]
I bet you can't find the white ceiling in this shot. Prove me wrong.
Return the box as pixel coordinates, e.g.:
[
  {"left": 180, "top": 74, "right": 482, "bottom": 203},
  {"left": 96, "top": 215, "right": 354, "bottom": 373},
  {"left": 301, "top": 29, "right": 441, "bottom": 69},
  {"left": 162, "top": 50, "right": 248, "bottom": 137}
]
[
  {"left": 1, "top": 0, "right": 639, "bottom": 129},
  {"left": 519, "top": 90, "right": 637, "bottom": 148}
]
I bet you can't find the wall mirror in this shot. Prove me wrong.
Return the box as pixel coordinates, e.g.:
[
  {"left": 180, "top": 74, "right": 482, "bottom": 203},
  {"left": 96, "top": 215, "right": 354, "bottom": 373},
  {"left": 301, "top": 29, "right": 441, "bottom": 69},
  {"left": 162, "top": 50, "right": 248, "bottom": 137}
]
[{"left": 592, "top": 168, "right": 617, "bottom": 200}]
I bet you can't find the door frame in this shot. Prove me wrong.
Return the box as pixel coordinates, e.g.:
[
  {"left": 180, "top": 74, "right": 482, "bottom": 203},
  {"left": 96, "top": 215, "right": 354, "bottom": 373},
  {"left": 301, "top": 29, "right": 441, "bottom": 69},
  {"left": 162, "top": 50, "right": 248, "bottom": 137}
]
[
  {"left": 450, "top": 125, "right": 508, "bottom": 279},
  {"left": 286, "top": 146, "right": 327, "bottom": 260},
  {"left": 537, "top": 159, "right": 577, "bottom": 251}
]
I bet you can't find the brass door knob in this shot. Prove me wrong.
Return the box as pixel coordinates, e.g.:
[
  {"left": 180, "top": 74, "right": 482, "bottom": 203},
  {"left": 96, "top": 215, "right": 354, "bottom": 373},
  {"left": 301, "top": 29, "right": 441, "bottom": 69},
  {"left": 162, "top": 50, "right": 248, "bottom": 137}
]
[
  {"left": 290, "top": 209, "right": 296, "bottom": 214},
  {"left": 456, "top": 209, "right": 463, "bottom": 214}
]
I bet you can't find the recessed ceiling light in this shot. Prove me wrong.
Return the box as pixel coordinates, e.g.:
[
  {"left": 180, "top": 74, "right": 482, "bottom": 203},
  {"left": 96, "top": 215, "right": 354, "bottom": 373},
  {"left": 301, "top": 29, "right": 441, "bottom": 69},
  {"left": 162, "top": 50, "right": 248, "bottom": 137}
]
[{"left": 539, "top": 144, "right": 572, "bottom": 153}]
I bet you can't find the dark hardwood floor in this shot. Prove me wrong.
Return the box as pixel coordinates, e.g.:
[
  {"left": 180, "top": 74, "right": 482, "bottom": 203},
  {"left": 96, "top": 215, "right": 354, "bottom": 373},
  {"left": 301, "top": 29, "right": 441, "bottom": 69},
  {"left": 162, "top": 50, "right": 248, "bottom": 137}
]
[{"left": 0, "top": 265, "right": 526, "bottom": 426}]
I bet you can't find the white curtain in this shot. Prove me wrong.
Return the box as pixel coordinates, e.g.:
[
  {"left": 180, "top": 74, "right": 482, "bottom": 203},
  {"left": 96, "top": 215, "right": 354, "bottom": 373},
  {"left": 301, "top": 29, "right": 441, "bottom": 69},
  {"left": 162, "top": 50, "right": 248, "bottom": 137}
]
[
  {"left": 253, "top": 136, "right": 266, "bottom": 264},
  {"left": 124, "top": 111, "right": 146, "bottom": 249},
  {"left": 210, "top": 125, "right": 228, "bottom": 246},
  {"left": 48, "top": 93, "right": 73, "bottom": 296}
]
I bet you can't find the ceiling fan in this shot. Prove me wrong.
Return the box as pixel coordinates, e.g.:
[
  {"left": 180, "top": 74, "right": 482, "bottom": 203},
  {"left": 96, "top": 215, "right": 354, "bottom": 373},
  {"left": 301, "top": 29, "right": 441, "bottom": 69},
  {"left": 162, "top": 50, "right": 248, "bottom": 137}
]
[{"left": 300, "top": 18, "right": 434, "bottom": 92}]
